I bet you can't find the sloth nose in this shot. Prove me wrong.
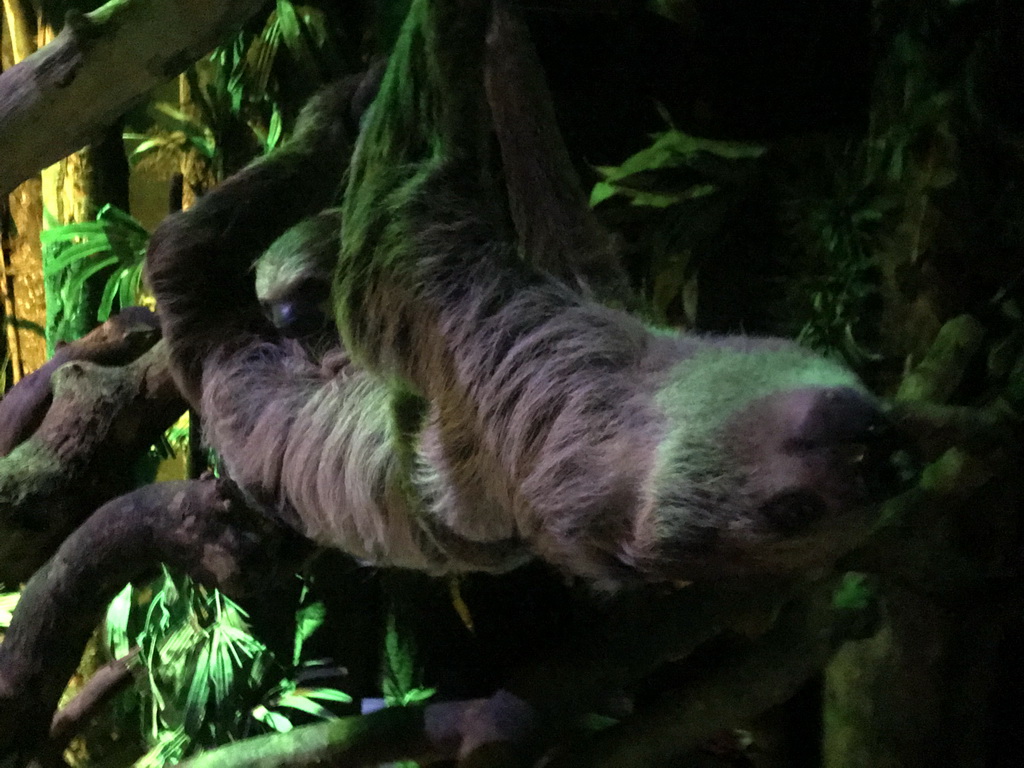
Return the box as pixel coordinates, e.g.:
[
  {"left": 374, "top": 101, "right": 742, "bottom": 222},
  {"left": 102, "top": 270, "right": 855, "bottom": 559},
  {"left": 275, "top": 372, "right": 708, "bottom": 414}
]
[{"left": 799, "top": 387, "right": 921, "bottom": 502}]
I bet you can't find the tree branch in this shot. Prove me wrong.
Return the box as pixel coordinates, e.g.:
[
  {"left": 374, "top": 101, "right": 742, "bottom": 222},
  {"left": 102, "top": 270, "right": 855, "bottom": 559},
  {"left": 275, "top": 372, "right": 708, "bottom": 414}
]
[
  {"left": 46, "top": 648, "right": 140, "bottom": 756},
  {"left": 0, "top": 0, "right": 266, "bottom": 196},
  {"left": 0, "top": 479, "right": 305, "bottom": 760},
  {"left": 176, "top": 692, "right": 538, "bottom": 768},
  {"left": 0, "top": 324, "right": 185, "bottom": 586},
  {"left": 0, "top": 307, "right": 160, "bottom": 456}
]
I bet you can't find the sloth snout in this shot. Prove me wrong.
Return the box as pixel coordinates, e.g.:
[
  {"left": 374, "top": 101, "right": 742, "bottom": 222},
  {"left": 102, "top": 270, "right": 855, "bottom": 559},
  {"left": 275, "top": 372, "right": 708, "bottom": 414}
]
[{"left": 796, "top": 387, "right": 921, "bottom": 503}]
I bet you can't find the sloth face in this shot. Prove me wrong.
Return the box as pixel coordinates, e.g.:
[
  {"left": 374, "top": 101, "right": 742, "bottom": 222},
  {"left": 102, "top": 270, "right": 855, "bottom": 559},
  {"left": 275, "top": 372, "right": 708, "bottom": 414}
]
[
  {"left": 258, "top": 278, "right": 333, "bottom": 339},
  {"left": 631, "top": 340, "right": 918, "bottom": 582},
  {"left": 254, "top": 210, "right": 341, "bottom": 340}
]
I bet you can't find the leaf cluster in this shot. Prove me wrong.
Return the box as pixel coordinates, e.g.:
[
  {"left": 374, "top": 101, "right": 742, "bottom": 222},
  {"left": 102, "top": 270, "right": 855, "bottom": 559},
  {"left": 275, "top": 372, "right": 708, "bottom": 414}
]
[
  {"left": 40, "top": 205, "right": 150, "bottom": 324},
  {"left": 592, "top": 118, "right": 765, "bottom": 327},
  {"left": 105, "top": 572, "right": 351, "bottom": 766}
]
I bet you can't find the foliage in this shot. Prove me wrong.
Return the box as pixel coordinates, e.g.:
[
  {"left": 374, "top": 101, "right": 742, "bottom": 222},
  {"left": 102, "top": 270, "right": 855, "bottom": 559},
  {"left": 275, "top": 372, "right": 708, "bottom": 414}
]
[
  {"left": 145, "top": 413, "right": 192, "bottom": 466},
  {"left": 125, "top": 103, "right": 219, "bottom": 173},
  {"left": 784, "top": 31, "right": 959, "bottom": 367},
  {"left": 379, "top": 606, "right": 434, "bottom": 768},
  {"left": 782, "top": 141, "right": 894, "bottom": 365},
  {"left": 105, "top": 572, "right": 350, "bottom": 766},
  {"left": 382, "top": 608, "right": 435, "bottom": 708},
  {"left": 590, "top": 123, "right": 765, "bottom": 210},
  {"left": 591, "top": 118, "right": 764, "bottom": 327},
  {"left": 127, "top": 0, "right": 347, "bottom": 175},
  {"left": 832, "top": 572, "right": 873, "bottom": 611},
  {"left": 40, "top": 205, "right": 150, "bottom": 323},
  {"left": 0, "top": 590, "right": 19, "bottom": 629}
]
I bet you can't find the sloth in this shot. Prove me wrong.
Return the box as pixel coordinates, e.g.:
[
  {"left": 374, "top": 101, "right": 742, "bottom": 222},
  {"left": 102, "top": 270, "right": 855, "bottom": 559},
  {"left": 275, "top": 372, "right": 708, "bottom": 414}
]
[
  {"left": 255, "top": 208, "right": 342, "bottom": 358},
  {"left": 147, "top": 0, "right": 914, "bottom": 590}
]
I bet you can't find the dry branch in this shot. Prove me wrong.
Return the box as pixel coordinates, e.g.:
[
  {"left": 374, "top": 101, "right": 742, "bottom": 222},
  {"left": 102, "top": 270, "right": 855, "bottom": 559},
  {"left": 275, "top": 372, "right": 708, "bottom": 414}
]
[{"left": 0, "top": 0, "right": 267, "bottom": 196}]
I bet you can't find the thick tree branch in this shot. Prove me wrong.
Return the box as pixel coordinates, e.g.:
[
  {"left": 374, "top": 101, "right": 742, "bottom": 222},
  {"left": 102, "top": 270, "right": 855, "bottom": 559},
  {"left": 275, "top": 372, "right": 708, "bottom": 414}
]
[
  {"left": 0, "top": 307, "right": 160, "bottom": 456},
  {"left": 0, "top": 324, "right": 185, "bottom": 586},
  {"left": 177, "top": 692, "right": 538, "bottom": 768},
  {"left": 0, "top": 479, "right": 305, "bottom": 760},
  {"left": 0, "top": 0, "right": 267, "bottom": 196}
]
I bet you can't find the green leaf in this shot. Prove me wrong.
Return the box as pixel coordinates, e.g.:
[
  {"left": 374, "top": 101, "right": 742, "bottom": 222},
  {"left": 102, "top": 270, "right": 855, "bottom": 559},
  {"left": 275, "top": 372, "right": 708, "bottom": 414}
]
[
  {"left": 151, "top": 102, "right": 194, "bottom": 126},
  {"left": 589, "top": 127, "right": 761, "bottom": 207},
  {"left": 274, "top": 692, "right": 335, "bottom": 719},
  {"left": 98, "top": 204, "right": 150, "bottom": 237},
  {"left": 105, "top": 584, "right": 134, "bottom": 658},
  {"left": 293, "top": 600, "right": 325, "bottom": 666},
  {"left": 43, "top": 241, "right": 112, "bottom": 276},
  {"left": 266, "top": 106, "right": 283, "bottom": 153},
  {"left": 40, "top": 221, "right": 106, "bottom": 244},
  {"left": 97, "top": 269, "right": 122, "bottom": 322},
  {"left": 254, "top": 708, "right": 294, "bottom": 732},
  {"left": 276, "top": 0, "right": 303, "bottom": 50},
  {"left": 276, "top": 0, "right": 320, "bottom": 80},
  {"left": 300, "top": 687, "right": 353, "bottom": 703},
  {"left": 128, "top": 137, "right": 171, "bottom": 166},
  {"left": 833, "top": 572, "right": 872, "bottom": 611},
  {"left": 590, "top": 180, "right": 617, "bottom": 207},
  {"left": 186, "top": 134, "right": 217, "bottom": 161},
  {"left": 183, "top": 641, "right": 214, "bottom": 734},
  {"left": 68, "top": 256, "right": 119, "bottom": 290},
  {"left": 400, "top": 687, "right": 436, "bottom": 705}
]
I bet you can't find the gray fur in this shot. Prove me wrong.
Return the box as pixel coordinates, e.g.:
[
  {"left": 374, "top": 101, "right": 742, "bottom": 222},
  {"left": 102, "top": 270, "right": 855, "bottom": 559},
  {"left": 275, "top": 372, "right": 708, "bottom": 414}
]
[
  {"left": 149, "top": 0, "right": 905, "bottom": 591},
  {"left": 334, "top": 0, "right": 897, "bottom": 586}
]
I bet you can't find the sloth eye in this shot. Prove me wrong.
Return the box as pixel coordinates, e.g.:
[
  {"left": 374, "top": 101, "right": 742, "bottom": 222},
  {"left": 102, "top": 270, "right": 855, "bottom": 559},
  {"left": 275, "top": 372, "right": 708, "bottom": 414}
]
[{"left": 758, "top": 491, "right": 828, "bottom": 536}]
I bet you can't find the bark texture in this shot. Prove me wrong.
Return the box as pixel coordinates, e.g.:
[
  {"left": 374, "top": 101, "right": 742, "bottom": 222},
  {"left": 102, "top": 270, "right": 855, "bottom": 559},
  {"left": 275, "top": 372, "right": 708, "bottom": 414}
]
[
  {"left": 0, "top": 308, "right": 184, "bottom": 585},
  {"left": 0, "top": 0, "right": 267, "bottom": 196}
]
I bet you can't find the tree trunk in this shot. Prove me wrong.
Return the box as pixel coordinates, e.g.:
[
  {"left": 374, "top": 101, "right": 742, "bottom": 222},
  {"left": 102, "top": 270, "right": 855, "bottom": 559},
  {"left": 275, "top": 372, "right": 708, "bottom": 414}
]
[
  {"left": 1, "top": 0, "right": 46, "bottom": 379},
  {"left": 41, "top": 119, "right": 131, "bottom": 350},
  {"left": 177, "top": 70, "right": 218, "bottom": 211}
]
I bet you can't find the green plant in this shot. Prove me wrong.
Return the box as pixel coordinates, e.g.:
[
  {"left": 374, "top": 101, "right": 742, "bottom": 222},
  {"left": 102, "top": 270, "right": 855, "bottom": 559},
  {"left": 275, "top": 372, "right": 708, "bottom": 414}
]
[
  {"left": 381, "top": 610, "right": 435, "bottom": 708},
  {"left": 126, "top": 103, "right": 218, "bottom": 170},
  {"left": 590, "top": 121, "right": 765, "bottom": 327},
  {"left": 590, "top": 124, "right": 764, "bottom": 210},
  {"left": 106, "top": 571, "right": 351, "bottom": 766},
  {"left": 40, "top": 204, "right": 150, "bottom": 323},
  {"left": 0, "top": 589, "right": 19, "bottom": 629},
  {"left": 784, "top": 156, "right": 892, "bottom": 364}
]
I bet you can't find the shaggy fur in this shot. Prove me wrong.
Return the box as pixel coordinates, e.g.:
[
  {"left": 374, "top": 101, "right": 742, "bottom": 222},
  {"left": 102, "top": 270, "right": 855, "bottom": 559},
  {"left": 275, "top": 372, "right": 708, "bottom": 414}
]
[
  {"left": 335, "top": 0, "right": 905, "bottom": 585},
  {"left": 148, "top": 0, "right": 908, "bottom": 589}
]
